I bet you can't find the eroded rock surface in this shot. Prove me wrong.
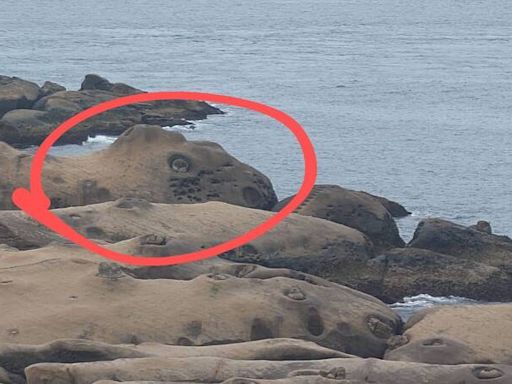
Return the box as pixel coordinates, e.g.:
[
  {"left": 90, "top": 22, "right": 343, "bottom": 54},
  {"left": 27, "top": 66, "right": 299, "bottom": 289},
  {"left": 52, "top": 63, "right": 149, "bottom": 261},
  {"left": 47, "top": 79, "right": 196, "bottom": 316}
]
[
  {"left": 274, "top": 185, "right": 404, "bottom": 252},
  {"left": 363, "top": 247, "right": 512, "bottom": 302},
  {"left": 0, "top": 125, "right": 277, "bottom": 210},
  {"left": 0, "top": 74, "right": 222, "bottom": 147},
  {"left": 409, "top": 218, "right": 512, "bottom": 267},
  {"left": 0, "top": 239, "right": 400, "bottom": 358},
  {"left": 0, "top": 76, "right": 41, "bottom": 117},
  {"left": 385, "top": 304, "right": 512, "bottom": 365},
  {"left": 23, "top": 357, "right": 512, "bottom": 384}
]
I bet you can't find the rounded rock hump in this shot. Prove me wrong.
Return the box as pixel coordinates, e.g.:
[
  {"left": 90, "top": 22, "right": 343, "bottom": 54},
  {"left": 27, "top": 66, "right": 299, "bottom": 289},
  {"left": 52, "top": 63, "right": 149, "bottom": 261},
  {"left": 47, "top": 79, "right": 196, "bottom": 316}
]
[
  {"left": 385, "top": 304, "right": 512, "bottom": 365},
  {"left": 103, "top": 124, "right": 278, "bottom": 209},
  {"left": 0, "top": 125, "right": 278, "bottom": 210},
  {"left": 274, "top": 184, "right": 405, "bottom": 252},
  {"left": 0, "top": 75, "right": 41, "bottom": 117},
  {"left": 409, "top": 218, "right": 512, "bottom": 267}
]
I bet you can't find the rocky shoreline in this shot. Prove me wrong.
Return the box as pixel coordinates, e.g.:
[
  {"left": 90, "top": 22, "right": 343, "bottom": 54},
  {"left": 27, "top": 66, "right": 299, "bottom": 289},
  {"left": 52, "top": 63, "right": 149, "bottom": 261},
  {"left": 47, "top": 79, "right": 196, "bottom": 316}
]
[
  {"left": 1, "top": 77, "right": 511, "bottom": 383},
  {"left": 0, "top": 74, "right": 222, "bottom": 147}
]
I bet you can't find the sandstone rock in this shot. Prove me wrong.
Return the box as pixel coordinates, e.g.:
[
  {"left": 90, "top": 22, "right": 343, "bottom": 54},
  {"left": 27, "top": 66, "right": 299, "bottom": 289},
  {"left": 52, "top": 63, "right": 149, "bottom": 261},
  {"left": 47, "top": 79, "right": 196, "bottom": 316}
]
[
  {"left": 359, "top": 192, "right": 411, "bottom": 218},
  {"left": 0, "top": 125, "right": 277, "bottom": 210},
  {"left": 23, "top": 357, "right": 512, "bottom": 384},
  {"left": 0, "top": 109, "right": 56, "bottom": 145},
  {"left": 273, "top": 185, "right": 404, "bottom": 251},
  {"left": 0, "top": 76, "right": 41, "bottom": 117},
  {"left": 80, "top": 74, "right": 140, "bottom": 95},
  {"left": 0, "top": 338, "right": 349, "bottom": 377},
  {"left": 40, "top": 81, "right": 66, "bottom": 97},
  {"left": 0, "top": 240, "right": 400, "bottom": 358},
  {"left": 385, "top": 304, "right": 512, "bottom": 365},
  {"left": 0, "top": 75, "right": 222, "bottom": 147},
  {"left": 0, "top": 197, "right": 373, "bottom": 290},
  {"left": 469, "top": 220, "right": 492, "bottom": 234},
  {"left": 363, "top": 247, "right": 512, "bottom": 302},
  {"left": 409, "top": 218, "right": 512, "bottom": 267}
]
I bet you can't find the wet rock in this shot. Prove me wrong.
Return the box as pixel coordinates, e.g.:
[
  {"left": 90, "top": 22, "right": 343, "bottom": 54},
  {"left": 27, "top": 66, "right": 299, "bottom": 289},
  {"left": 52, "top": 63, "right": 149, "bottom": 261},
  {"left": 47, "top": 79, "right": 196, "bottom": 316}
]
[
  {"left": 0, "top": 74, "right": 222, "bottom": 147},
  {"left": 0, "top": 76, "right": 41, "bottom": 117},
  {"left": 273, "top": 185, "right": 404, "bottom": 252},
  {"left": 361, "top": 247, "right": 512, "bottom": 303},
  {"left": 409, "top": 218, "right": 512, "bottom": 267}
]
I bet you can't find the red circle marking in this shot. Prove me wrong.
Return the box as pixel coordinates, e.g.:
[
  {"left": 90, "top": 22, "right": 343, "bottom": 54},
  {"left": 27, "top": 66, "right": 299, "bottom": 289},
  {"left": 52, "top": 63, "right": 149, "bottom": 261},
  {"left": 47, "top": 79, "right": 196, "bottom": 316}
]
[{"left": 11, "top": 92, "right": 317, "bottom": 266}]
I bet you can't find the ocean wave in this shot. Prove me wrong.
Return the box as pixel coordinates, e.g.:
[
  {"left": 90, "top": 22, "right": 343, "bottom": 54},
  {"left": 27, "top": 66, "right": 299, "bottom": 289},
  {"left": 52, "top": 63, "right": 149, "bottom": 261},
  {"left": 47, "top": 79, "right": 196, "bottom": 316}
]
[
  {"left": 391, "top": 294, "right": 477, "bottom": 308},
  {"left": 390, "top": 294, "right": 478, "bottom": 321},
  {"left": 84, "top": 135, "right": 117, "bottom": 145},
  {"left": 162, "top": 124, "right": 196, "bottom": 132}
]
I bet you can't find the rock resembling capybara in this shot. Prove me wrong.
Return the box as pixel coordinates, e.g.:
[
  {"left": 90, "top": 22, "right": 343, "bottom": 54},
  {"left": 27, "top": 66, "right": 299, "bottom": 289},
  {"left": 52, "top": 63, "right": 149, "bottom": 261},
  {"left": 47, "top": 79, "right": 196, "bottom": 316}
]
[{"left": 0, "top": 125, "right": 278, "bottom": 210}]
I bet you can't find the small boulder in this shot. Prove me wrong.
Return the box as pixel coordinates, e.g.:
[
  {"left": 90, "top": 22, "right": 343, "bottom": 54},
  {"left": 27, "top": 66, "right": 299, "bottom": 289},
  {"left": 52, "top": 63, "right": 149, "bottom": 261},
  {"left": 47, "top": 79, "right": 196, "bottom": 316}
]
[
  {"left": 0, "top": 75, "right": 41, "bottom": 117},
  {"left": 80, "top": 73, "right": 140, "bottom": 95},
  {"left": 274, "top": 185, "right": 404, "bottom": 251},
  {"left": 469, "top": 220, "right": 492, "bottom": 234},
  {"left": 359, "top": 191, "right": 411, "bottom": 218},
  {"left": 409, "top": 218, "right": 512, "bottom": 267},
  {"left": 40, "top": 81, "right": 66, "bottom": 97}
]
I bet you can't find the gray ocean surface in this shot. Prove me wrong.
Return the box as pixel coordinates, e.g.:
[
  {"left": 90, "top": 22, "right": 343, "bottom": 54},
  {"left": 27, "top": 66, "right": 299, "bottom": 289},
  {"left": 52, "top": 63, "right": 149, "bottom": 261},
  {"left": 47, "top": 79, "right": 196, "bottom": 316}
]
[{"left": 1, "top": 2, "right": 510, "bottom": 245}]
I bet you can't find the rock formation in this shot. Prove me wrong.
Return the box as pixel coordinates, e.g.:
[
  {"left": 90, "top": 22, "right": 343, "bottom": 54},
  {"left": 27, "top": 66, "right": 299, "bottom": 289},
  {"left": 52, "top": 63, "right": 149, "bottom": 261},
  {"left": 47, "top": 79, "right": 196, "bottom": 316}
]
[
  {"left": 3, "top": 197, "right": 511, "bottom": 302},
  {"left": 362, "top": 247, "right": 512, "bottom": 302},
  {"left": 0, "top": 239, "right": 400, "bottom": 359},
  {"left": 0, "top": 74, "right": 222, "bottom": 147},
  {"left": 22, "top": 357, "right": 512, "bottom": 384},
  {"left": 273, "top": 185, "right": 404, "bottom": 252},
  {"left": 1, "top": 76, "right": 510, "bottom": 383},
  {"left": 409, "top": 218, "right": 512, "bottom": 267},
  {"left": 0, "top": 125, "right": 278, "bottom": 210},
  {"left": 385, "top": 304, "right": 512, "bottom": 365},
  {"left": 0, "top": 76, "right": 41, "bottom": 117},
  {"left": 359, "top": 191, "right": 411, "bottom": 218}
]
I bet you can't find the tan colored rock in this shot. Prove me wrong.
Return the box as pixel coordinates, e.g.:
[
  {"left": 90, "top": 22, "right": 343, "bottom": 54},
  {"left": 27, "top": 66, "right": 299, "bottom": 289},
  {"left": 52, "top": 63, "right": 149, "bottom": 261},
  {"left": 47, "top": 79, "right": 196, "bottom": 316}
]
[
  {"left": 274, "top": 185, "right": 404, "bottom": 251},
  {"left": 0, "top": 239, "right": 399, "bottom": 358},
  {"left": 0, "top": 338, "right": 350, "bottom": 378},
  {"left": 0, "top": 125, "right": 277, "bottom": 210},
  {"left": 385, "top": 304, "right": 512, "bottom": 365},
  {"left": 0, "top": 196, "right": 373, "bottom": 289},
  {"left": 24, "top": 357, "right": 512, "bottom": 384}
]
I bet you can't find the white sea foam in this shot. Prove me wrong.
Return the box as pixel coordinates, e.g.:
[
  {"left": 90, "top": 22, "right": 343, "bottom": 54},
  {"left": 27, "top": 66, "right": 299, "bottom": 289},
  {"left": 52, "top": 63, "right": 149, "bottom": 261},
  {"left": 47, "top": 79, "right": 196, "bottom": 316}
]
[
  {"left": 162, "top": 124, "right": 196, "bottom": 132},
  {"left": 84, "top": 135, "right": 117, "bottom": 145},
  {"left": 390, "top": 294, "right": 478, "bottom": 321}
]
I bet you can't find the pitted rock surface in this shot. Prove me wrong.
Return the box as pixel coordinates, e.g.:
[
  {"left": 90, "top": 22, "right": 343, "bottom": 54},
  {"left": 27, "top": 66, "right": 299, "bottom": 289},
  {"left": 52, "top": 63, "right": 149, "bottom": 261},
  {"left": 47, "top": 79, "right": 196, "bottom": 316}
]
[{"left": 0, "top": 125, "right": 277, "bottom": 210}]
